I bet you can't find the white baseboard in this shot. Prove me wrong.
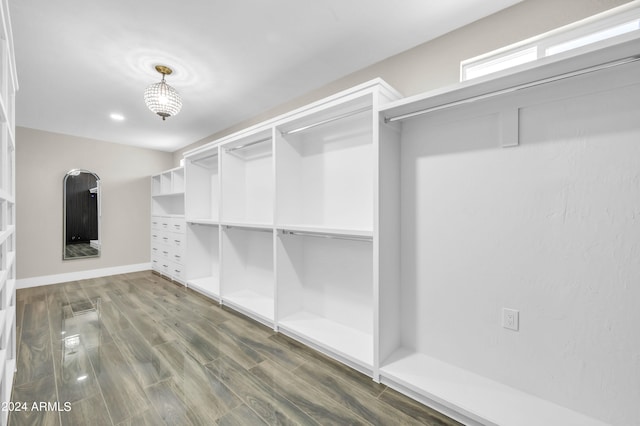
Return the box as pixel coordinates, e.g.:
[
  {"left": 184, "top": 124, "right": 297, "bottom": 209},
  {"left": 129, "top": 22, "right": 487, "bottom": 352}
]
[{"left": 16, "top": 263, "right": 151, "bottom": 289}]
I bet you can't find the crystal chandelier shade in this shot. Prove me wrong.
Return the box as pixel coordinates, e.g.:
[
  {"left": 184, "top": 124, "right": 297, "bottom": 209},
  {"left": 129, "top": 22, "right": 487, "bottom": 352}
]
[{"left": 144, "top": 65, "right": 182, "bottom": 120}]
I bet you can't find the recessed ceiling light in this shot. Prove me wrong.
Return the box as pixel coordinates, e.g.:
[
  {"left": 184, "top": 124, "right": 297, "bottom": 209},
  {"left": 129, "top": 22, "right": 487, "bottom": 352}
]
[{"left": 110, "top": 113, "right": 125, "bottom": 121}]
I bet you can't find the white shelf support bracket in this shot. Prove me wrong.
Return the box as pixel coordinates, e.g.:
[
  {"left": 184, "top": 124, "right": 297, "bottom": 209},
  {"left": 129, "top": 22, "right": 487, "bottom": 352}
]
[{"left": 500, "top": 107, "right": 520, "bottom": 148}]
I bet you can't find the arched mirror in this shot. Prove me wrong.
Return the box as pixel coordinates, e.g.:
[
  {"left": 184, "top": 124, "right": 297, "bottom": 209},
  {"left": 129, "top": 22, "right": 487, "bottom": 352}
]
[{"left": 63, "top": 169, "right": 101, "bottom": 260}]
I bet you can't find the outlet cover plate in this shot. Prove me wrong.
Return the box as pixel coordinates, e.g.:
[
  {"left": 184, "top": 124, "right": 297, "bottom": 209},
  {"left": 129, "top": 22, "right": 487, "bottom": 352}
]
[{"left": 502, "top": 308, "right": 519, "bottom": 331}]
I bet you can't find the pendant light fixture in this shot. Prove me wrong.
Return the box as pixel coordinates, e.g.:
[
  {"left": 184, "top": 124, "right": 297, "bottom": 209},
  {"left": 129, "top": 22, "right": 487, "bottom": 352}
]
[{"left": 144, "top": 65, "right": 182, "bottom": 120}]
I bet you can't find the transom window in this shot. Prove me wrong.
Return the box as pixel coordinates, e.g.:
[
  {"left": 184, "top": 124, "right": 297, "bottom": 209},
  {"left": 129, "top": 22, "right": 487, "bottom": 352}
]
[{"left": 461, "top": 4, "right": 640, "bottom": 81}]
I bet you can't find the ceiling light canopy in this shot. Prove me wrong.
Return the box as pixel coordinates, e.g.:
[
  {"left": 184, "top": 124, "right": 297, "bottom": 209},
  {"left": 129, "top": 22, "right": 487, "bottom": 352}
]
[{"left": 144, "top": 65, "right": 182, "bottom": 120}]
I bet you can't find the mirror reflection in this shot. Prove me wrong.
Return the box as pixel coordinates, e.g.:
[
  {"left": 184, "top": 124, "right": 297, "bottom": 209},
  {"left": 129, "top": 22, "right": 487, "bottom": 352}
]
[{"left": 63, "top": 169, "right": 101, "bottom": 260}]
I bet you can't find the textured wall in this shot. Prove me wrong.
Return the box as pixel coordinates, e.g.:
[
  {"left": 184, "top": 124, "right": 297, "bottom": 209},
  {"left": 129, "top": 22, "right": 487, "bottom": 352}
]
[
  {"left": 399, "top": 59, "right": 640, "bottom": 425},
  {"left": 16, "top": 127, "right": 173, "bottom": 280}
]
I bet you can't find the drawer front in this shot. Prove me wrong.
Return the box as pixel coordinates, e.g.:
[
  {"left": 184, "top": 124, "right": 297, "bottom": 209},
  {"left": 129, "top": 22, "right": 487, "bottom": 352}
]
[
  {"left": 151, "top": 256, "right": 161, "bottom": 271},
  {"left": 169, "top": 218, "right": 186, "bottom": 234},
  {"left": 171, "top": 262, "right": 185, "bottom": 282},
  {"left": 169, "top": 233, "right": 185, "bottom": 250},
  {"left": 171, "top": 250, "right": 183, "bottom": 265},
  {"left": 151, "top": 230, "right": 164, "bottom": 244},
  {"left": 159, "top": 217, "right": 171, "bottom": 231},
  {"left": 151, "top": 216, "right": 162, "bottom": 231},
  {"left": 158, "top": 259, "right": 172, "bottom": 275}
]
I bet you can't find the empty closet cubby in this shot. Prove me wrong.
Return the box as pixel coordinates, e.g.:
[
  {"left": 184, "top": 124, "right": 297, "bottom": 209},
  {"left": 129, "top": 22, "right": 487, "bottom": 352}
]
[
  {"left": 276, "top": 230, "right": 374, "bottom": 372},
  {"left": 220, "top": 131, "right": 273, "bottom": 227},
  {"left": 276, "top": 97, "right": 374, "bottom": 234},
  {"left": 186, "top": 222, "right": 220, "bottom": 299},
  {"left": 151, "top": 167, "right": 185, "bottom": 216},
  {"left": 185, "top": 148, "right": 220, "bottom": 223},
  {"left": 221, "top": 226, "right": 274, "bottom": 325}
]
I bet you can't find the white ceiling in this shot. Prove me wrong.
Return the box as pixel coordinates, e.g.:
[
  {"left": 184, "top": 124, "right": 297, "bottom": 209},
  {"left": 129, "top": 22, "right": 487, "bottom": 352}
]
[{"left": 9, "top": 0, "right": 521, "bottom": 152}]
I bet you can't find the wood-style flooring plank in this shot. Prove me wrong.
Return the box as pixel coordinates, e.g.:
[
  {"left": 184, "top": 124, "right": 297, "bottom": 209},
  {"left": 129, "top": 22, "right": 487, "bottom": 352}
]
[
  {"left": 250, "top": 359, "right": 369, "bottom": 426},
  {"left": 269, "top": 332, "right": 387, "bottom": 398},
  {"left": 143, "top": 378, "right": 195, "bottom": 426},
  {"left": 379, "top": 387, "right": 464, "bottom": 426},
  {"left": 114, "top": 407, "right": 165, "bottom": 426},
  {"left": 9, "top": 374, "right": 60, "bottom": 426},
  {"left": 206, "top": 355, "right": 320, "bottom": 426},
  {"left": 292, "top": 358, "right": 428, "bottom": 425},
  {"left": 21, "top": 300, "right": 48, "bottom": 331},
  {"left": 87, "top": 341, "right": 150, "bottom": 424},
  {"left": 15, "top": 326, "right": 53, "bottom": 386},
  {"left": 216, "top": 404, "right": 269, "bottom": 426},
  {"left": 217, "top": 319, "right": 307, "bottom": 371},
  {"left": 154, "top": 340, "right": 241, "bottom": 420},
  {"left": 111, "top": 327, "right": 173, "bottom": 388},
  {"left": 189, "top": 318, "right": 264, "bottom": 369},
  {"left": 60, "top": 394, "right": 112, "bottom": 426},
  {"left": 161, "top": 319, "right": 220, "bottom": 364}
]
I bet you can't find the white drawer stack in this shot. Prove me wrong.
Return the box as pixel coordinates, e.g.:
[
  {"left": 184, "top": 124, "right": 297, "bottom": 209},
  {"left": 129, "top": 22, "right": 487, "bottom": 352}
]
[{"left": 151, "top": 215, "right": 186, "bottom": 283}]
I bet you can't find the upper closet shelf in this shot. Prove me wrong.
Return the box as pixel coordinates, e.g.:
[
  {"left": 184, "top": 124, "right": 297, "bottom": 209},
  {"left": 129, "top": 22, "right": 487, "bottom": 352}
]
[{"left": 381, "top": 33, "right": 640, "bottom": 124}]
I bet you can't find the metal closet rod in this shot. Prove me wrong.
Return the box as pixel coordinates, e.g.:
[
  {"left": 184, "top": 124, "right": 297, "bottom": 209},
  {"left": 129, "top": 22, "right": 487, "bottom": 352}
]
[
  {"left": 384, "top": 56, "right": 640, "bottom": 123},
  {"left": 280, "top": 230, "right": 372, "bottom": 242},
  {"left": 282, "top": 106, "right": 372, "bottom": 136},
  {"left": 224, "top": 225, "right": 273, "bottom": 233},
  {"left": 191, "top": 152, "right": 218, "bottom": 165},
  {"left": 225, "top": 137, "right": 272, "bottom": 153}
]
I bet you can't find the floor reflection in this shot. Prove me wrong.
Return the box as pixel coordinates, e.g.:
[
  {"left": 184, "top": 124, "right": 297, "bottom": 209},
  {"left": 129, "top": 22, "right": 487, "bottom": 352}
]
[{"left": 61, "top": 298, "right": 102, "bottom": 383}]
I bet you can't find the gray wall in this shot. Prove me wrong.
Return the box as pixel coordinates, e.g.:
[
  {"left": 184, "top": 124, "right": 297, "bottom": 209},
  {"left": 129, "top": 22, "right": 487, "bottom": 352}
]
[
  {"left": 16, "top": 127, "right": 173, "bottom": 280},
  {"left": 173, "top": 0, "right": 632, "bottom": 165}
]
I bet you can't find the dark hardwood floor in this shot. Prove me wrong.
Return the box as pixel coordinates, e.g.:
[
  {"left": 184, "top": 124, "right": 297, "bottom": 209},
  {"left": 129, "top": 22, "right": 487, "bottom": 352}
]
[{"left": 10, "top": 271, "right": 461, "bottom": 426}]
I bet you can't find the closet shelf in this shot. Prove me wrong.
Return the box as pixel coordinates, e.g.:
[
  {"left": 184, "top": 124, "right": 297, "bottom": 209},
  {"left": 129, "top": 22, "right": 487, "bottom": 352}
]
[
  {"left": 380, "top": 348, "right": 607, "bottom": 426},
  {"left": 223, "top": 290, "right": 274, "bottom": 325},
  {"left": 278, "top": 311, "right": 373, "bottom": 370},
  {"left": 187, "top": 276, "right": 220, "bottom": 300},
  {"left": 151, "top": 191, "right": 185, "bottom": 197}
]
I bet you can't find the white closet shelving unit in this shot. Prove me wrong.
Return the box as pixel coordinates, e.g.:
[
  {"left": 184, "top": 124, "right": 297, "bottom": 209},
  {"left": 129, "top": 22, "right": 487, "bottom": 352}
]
[
  {"left": 0, "top": 0, "right": 17, "bottom": 423},
  {"left": 151, "top": 167, "right": 186, "bottom": 283},
  {"left": 182, "top": 80, "right": 400, "bottom": 357},
  {"left": 154, "top": 18, "right": 639, "bottom": 425}
]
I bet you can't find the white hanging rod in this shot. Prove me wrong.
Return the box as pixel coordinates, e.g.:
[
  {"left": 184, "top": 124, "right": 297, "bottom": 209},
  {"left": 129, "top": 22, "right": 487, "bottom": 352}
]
[
  {"left": 225, "top": 137, "right": 272, "bottom": 153},
  {"left": 224, "top": 225, "right": 273, "bottom": 233},
  {"left": 281, "top": 106, "right": 372, "bottom": 136},
  {"left": 280, "top": 229, "right": 372, "bottom": 242},
  {"left": 384, "top": 56, "right": 640, "bottom": 123}
]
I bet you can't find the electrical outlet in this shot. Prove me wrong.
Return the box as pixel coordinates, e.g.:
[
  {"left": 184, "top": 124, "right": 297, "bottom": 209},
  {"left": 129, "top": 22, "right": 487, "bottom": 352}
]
[{"left": 502, "top": 308, "right": 519, "bottom": 331}]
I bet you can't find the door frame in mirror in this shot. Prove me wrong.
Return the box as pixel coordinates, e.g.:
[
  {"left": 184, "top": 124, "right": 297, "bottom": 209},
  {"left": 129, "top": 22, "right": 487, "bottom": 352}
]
[{"left": 63, "top": 169, "right": 101, "bottom": 260}]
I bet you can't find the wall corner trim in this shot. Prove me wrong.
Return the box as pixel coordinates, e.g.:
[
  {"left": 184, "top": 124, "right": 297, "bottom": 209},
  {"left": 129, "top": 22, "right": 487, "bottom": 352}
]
[{"left": 16, "top": 263, "right": 151, "bottom": 289}]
